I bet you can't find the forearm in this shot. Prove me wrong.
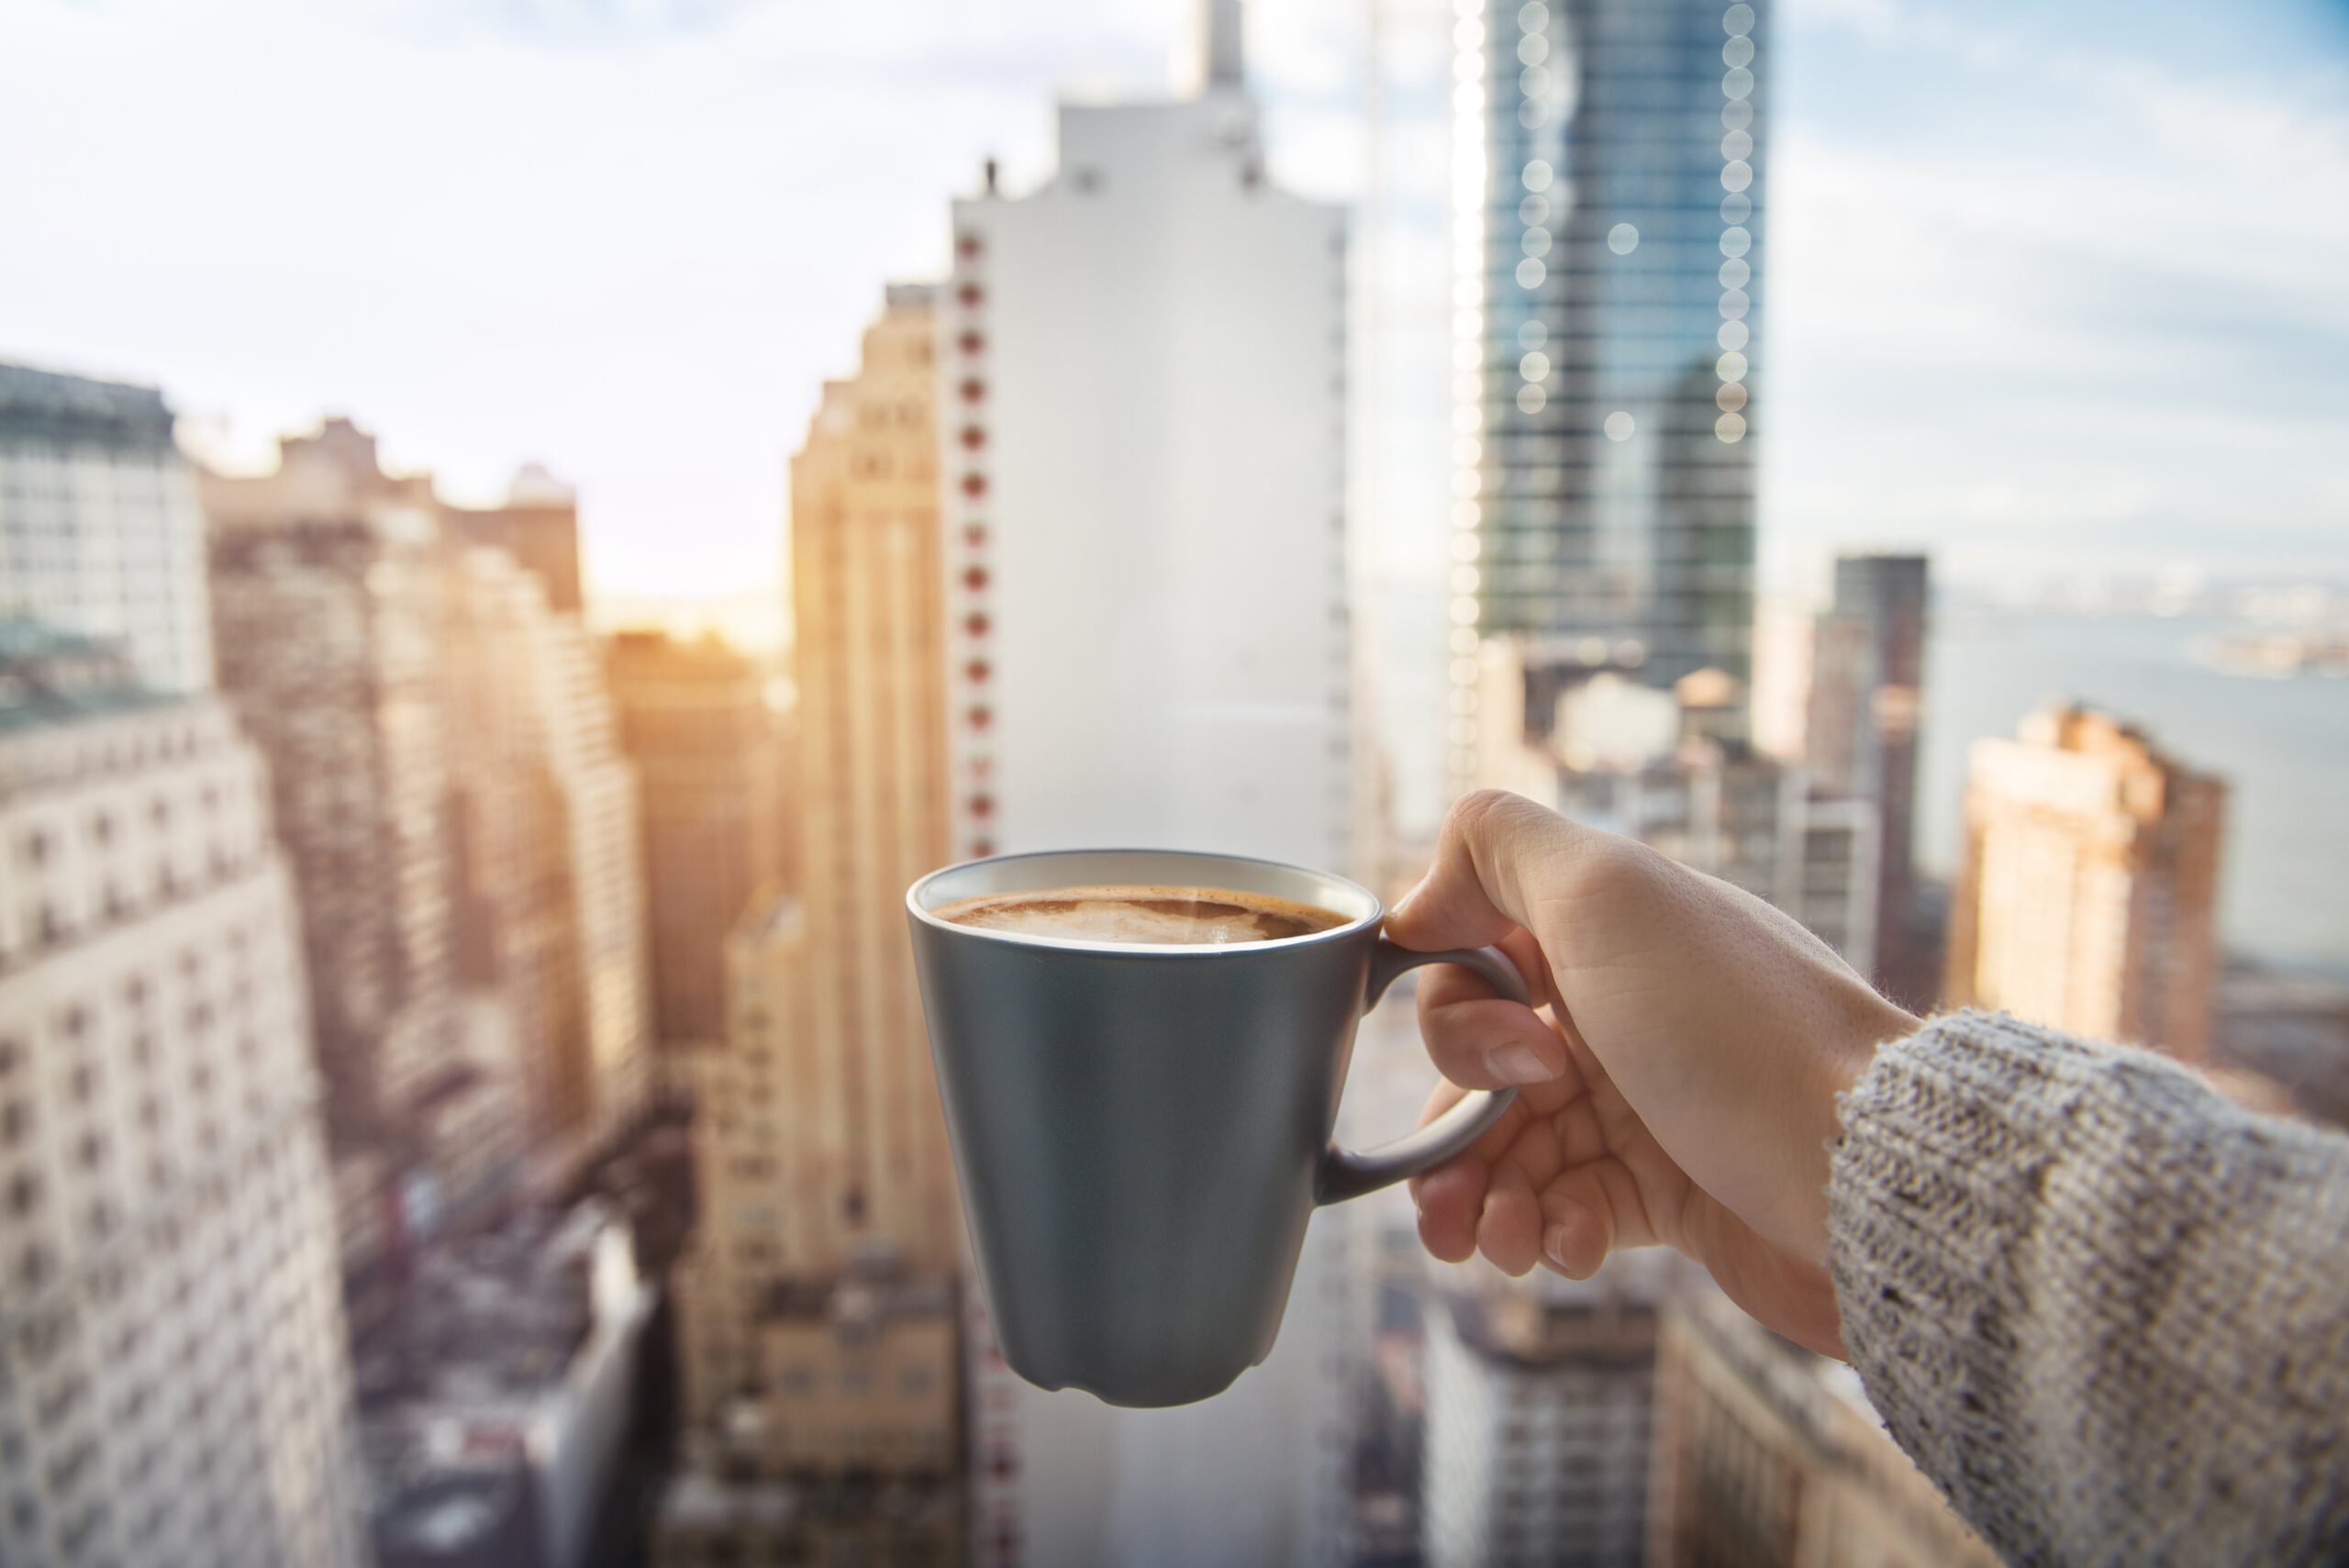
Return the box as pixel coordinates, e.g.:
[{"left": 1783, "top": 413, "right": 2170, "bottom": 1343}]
[{"left": 1828, "top": 1010, "right": 2349, "bottom": 1567}]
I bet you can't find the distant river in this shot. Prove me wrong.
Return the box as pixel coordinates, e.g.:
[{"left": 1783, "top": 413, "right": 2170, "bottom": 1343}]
[{"left": 1920, "top": 608, "right": 2349, "bottom": 972}]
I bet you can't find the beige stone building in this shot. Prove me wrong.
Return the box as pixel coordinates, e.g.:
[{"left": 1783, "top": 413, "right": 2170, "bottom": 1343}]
[
  {"left": 700, "top": 1262, "right": 958, "bottom": 1477},
  {"left": 774, "top": 280, "right": 958, "bottom": 1273},
  {"left": 0, "top": 628, "right": 366, "bottom": 1567},
  {"left": 206, "top": 423, "right": 652, "bottom": 1250},
  {"left": 204, "top": 419, "right": 473, "bottom": 1168},
  {"left": 1648, "top": 1294, "right": 2000, "bottom": 1568},
  {"left": 1944, "top": 705, "right": 2226, "bottom": 1054},
  {"left": 665, "top": 285, "right": 961, "bottom": 1556}
]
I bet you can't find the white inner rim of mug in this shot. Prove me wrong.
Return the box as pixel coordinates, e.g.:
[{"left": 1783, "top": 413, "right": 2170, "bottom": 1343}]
[{"left": 907, "top": 848, "right": 1383, "bottom": 954}]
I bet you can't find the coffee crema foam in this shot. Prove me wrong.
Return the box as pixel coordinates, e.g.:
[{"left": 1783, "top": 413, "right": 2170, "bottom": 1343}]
[{"left": 937, "top": 885, "right": 1352, "bottom": 946}]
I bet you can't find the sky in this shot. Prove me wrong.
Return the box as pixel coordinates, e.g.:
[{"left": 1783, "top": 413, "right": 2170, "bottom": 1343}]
[{"left": 4, "top": 0, "right": 2345, "bottom": 618}]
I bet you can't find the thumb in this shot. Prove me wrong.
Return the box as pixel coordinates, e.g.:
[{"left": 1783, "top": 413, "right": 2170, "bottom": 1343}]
[{"left": 1386, "top": 789, "right": 1595, "bottom": 954}]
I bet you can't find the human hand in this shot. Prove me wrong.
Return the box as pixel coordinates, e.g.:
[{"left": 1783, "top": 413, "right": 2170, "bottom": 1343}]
[{"left": 1389, "top": 790, "right": 1920, "bottom": 1357}]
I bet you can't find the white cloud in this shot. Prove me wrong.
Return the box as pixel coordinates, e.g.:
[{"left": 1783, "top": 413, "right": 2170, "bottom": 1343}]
[{"left": 1762, "top": 0, "right": 2349, "bottom": 589}]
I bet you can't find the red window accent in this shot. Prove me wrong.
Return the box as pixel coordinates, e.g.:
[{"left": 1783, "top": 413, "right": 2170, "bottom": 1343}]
[
  {"left": 963, "top": 473, "right": 988, "bottom": 498},
  {"left": 963, "top": 522, "right": 987, "bottom": 547},
  {"left": 956, "top": 233, "right": 984, "bottom": 261},
  {"left": 965, "top": 659, "right": 991, "bottom": 683},
  {"left": 963, "top": 566, "right": 989, "bottom": 592},
  {"left": 973, "top": 840, "right": 996, "bottom": 859},
  {"left": 969, "top": 795, "right": 995, "bottom": 818},
  {"left": 958, "top": 283, "right": 984, "bottom": 307},
  {"left": 965, "top": 612, "right": 991, "bottom": 638},
  {"left": 960, "top": 378, "right": 985, "bottom": 403},
  {"left": 967, "top": 705, "right": 992, "bottom": 730},
  {"left": 960, "top": 331, "right": 986, "bottom": 356},
  {"left": 960, "top": 426, "right": 987, "bottom": 450}
]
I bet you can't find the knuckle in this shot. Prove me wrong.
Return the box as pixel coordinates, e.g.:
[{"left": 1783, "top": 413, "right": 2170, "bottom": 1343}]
[
  {"left": 1450, "top": 787, "right": 1541, "bottom": 848},
  {"left": 1574, "top": 829, "right": 1668, "bottom": 906}
]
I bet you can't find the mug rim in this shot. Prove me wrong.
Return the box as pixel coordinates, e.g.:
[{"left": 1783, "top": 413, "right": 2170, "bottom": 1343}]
[{"left": 906, "top": 847, "right": 1385, "bottom": 956}]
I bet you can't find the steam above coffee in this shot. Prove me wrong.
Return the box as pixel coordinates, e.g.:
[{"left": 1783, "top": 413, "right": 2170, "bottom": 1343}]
[{"left": 937, "top": 885, "right": 1350, "bottom": 946}]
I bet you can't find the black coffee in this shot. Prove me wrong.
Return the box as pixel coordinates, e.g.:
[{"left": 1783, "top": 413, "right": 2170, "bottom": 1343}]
[{"left": 938, "top": 884, "right": 1351, "bottom": 946}]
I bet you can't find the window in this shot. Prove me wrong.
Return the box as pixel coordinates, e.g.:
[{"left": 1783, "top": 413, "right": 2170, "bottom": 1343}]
[{"left": 17, "top": 1245, "right": 53, "bottom": 1291}]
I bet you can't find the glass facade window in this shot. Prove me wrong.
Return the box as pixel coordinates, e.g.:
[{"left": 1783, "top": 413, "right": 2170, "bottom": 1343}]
[{"left": 1456, "top": 0, "right": 1765, "bottom": 695}]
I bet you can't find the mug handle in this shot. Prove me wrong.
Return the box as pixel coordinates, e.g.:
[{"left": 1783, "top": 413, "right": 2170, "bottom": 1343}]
[{"left": 1315, "top": 940, "right": 1531, "bottom": 1205}]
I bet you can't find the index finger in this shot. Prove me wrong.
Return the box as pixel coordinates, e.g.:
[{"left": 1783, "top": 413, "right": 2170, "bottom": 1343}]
[{"left": 1415, "top": 926, "right": 1567, "bottom": 1088}]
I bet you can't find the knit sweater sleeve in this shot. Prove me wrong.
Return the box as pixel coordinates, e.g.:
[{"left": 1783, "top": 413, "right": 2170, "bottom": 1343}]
[{"left": 1826, "top": 1009, "right": 2349, "bottom": 1568}]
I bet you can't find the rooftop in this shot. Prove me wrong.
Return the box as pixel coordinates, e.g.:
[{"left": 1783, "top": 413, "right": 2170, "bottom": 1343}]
[
  {"left": 0, "top": 360, "right": 175, "bottom": 449},
  {"left": 0, "top": 618, "right": 181, "bottom": 736},
  {"left": 354, "top": 1198, "right": 633, "bottom": 1411}
]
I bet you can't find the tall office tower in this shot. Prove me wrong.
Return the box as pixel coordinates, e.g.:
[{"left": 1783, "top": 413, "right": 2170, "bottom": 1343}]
[
  {"left": 203, "top": 419, "right": 473, "bottom": 1162},
  {"left": 1419, "top": 1262, "right": 1667, "bottom": 1568},
  {"left": 785, "top": 283, "right": 958, "bottom": 1267},
  {"left": 944, "top": 8, "right": 1353, "bottom": 1562},
  {"left": 445, "top": 546, "right": 655, "bottom": 1158},
  {"left": 0, "top": 362, "right": 213, "bottom": 693},
  {"left": 1448, "top": 0, "right": 1766, "bottom": 795},
  {"left": 607, "top": 629, "right": 785, "bottom": 1056},
  {"left": 0, "top": 626, "right": 366, "bottom": 1568},
  {"left": 1647, "top": 1292, "right": 1999, "bottom": 1568},
  {"left": 661, "top": 286, "right": 962, "bottom": 1562},
  {"left": 1805, "top": 554, "right": 1929, "bottom": 997},
  {"left": 1945, "top": 705, "right": 2227, "bottom": 1056}
]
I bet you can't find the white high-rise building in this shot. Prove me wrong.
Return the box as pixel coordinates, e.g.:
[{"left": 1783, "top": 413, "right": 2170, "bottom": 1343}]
[
  {"left": 0, "top": 628, "right": 366, "bottom": 1568},
  {"left": 0, "top": 363, "right": 213, "bottom": 694},
  {"left": 941, "top": 6, "right": 1354, "bottom": 1564},
  {"left": 942, "top": 2, "right": 1351, "bottom": 875},
  {"left": 1420, "top": 1262, "right": 1672, "bottom": 1568}
]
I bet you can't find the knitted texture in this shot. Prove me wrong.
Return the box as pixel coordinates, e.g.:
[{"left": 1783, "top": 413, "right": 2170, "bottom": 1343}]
[{"left": 1828, "top": 1011, "right": 2349, "bottom": 1567}]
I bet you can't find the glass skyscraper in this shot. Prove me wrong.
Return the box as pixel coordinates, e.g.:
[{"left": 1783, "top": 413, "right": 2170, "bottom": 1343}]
[{"left": 1447, "top": 0, "right": 1765, "bottom": 784}]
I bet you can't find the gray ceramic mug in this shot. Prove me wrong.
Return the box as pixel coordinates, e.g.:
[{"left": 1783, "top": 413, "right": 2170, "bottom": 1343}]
[{"left": 906, "top": 847, "right": 1527, "bottom": 1408}]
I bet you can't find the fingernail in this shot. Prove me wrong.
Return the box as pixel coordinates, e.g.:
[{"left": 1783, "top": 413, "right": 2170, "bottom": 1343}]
[
  {"left": 1484, "top": 1043, "right": 1555, "bottom": 1084},
  {"left": 1543, "top": 1222, "right": 1569, "bottom": 1270}
]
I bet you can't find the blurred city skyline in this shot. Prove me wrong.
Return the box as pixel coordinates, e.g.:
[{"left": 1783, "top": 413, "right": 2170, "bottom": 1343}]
[
  {"left": 7, "top": 2, "right": 2349, "bottom": 1562},
  {"left": 6, "top": 0, "right": 2346, "bottom": 610}
]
